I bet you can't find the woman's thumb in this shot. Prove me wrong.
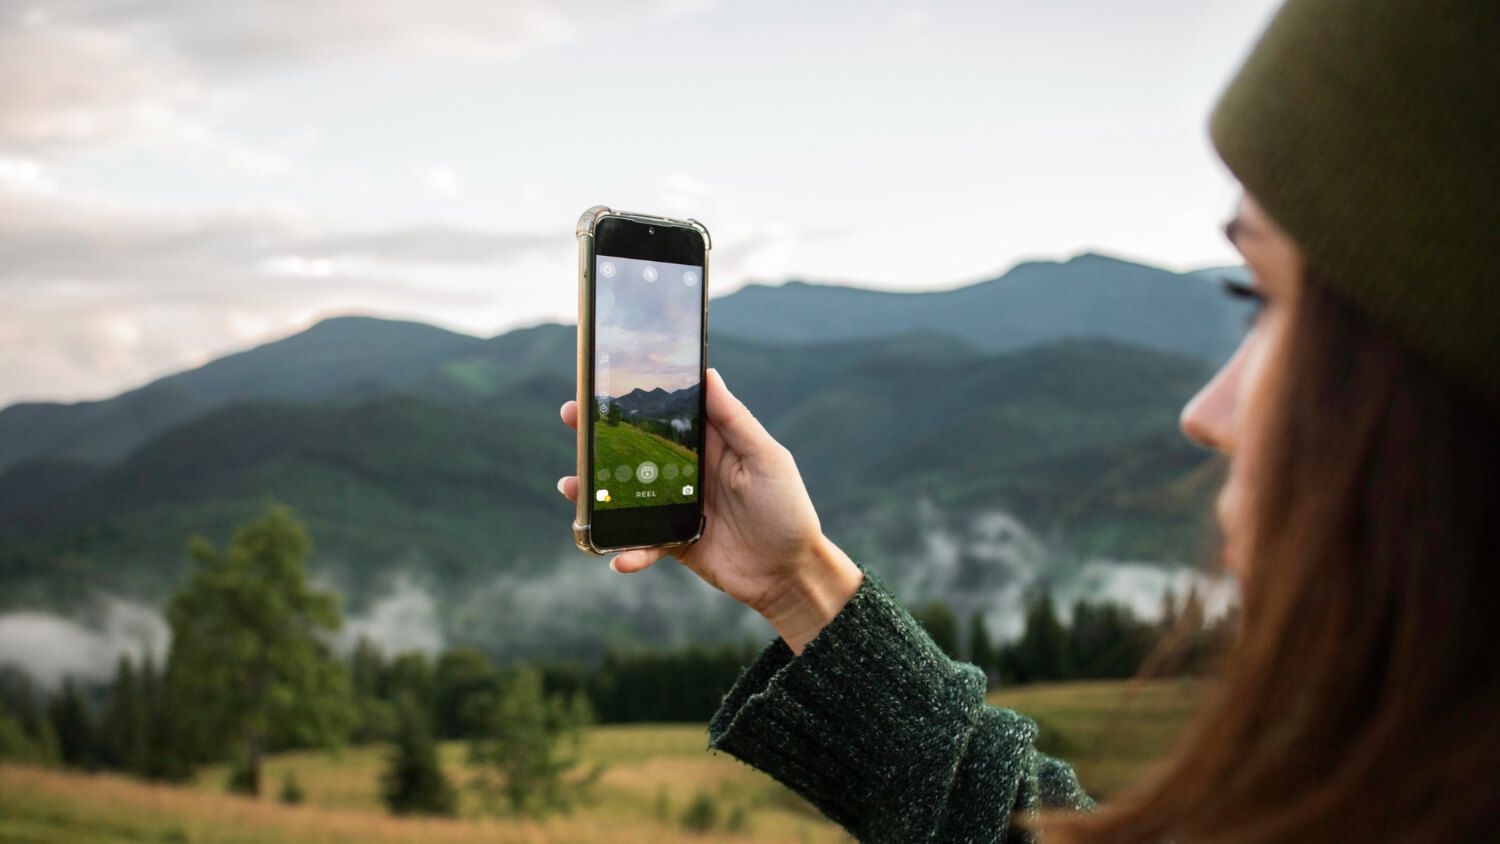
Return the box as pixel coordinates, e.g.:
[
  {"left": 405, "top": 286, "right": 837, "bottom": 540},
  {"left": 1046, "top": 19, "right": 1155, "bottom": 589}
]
[{"left": 611, "top": 547, "right": 666, "bottom": 573}]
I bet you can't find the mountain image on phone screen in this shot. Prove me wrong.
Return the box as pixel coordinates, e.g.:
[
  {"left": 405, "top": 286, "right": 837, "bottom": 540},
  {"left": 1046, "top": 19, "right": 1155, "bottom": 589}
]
[{"left": 591, "top": 254, "right": 702, "bottom": 510}]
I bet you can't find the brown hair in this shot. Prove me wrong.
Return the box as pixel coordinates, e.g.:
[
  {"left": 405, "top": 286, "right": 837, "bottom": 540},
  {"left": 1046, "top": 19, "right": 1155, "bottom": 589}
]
[{"left": 1036, "top": 271, "right": 1500, "bottom": 841}]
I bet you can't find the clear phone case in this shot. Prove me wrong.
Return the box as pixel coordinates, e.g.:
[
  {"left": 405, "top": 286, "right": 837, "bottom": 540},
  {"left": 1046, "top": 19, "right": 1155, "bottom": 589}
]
[{"left": 573, "top": 206, "right": 711, "bottom": 555}]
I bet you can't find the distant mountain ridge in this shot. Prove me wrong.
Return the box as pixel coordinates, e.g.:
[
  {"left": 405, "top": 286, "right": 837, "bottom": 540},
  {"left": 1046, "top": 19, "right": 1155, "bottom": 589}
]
[
  {"left": 600, "top": 384, "right": 700, "bottom": 420},
  {"left": 0, "top": 252, "right": 1245, "bottom": 475},
  {"left": 711, "top": 252, "right": 1248, "bottom": 363},
  {"left": 0, "top": 316, "right": 484, "bottom": 473}
]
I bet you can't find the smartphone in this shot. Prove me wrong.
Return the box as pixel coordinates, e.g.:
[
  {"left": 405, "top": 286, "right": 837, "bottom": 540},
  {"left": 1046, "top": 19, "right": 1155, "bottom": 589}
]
[{"left": 573, "top": 206, "right": 710, "bottom": 554}]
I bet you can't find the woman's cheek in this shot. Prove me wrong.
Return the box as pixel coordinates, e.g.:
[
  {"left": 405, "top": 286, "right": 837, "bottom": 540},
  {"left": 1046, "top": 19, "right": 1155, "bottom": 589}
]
[{"left": 1223, "top": 313, "right": 1292, "bottom": 576}]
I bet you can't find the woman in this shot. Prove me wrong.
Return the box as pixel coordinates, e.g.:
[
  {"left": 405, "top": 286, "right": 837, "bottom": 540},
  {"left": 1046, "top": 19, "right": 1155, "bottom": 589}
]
[{"left": 557, "top": 0, "right": 1498, "bottom": 839}]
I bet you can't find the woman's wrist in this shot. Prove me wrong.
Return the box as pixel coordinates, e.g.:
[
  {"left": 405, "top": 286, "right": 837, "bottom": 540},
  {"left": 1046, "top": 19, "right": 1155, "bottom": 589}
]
[{"left": 759, "top": 534, "right": 864, "bottom": 655}]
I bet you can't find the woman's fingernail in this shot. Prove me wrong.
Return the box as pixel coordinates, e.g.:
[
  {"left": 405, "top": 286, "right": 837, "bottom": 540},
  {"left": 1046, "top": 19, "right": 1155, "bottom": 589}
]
[
  {"left": 556, "top": 477, "right": 567, "bottom": 495},
  {"left": 609, "top": 557, "right": 621, "bottom": 572}
]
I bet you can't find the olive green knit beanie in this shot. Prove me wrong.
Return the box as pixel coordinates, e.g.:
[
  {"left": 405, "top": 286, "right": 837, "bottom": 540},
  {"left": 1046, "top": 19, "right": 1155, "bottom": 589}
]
[{"left": 1209, "top": 0, "right": 1498, "bottom": 411}]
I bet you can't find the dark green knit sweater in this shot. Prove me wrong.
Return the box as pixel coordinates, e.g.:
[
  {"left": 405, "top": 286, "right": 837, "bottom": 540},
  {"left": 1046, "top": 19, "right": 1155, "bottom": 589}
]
[{"left": 707, "top": 564, "right": 1095, "bottom": 842}]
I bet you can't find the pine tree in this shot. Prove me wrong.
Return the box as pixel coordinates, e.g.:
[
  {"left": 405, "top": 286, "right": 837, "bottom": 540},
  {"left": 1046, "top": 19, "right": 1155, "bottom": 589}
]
[
  {"left": 48, "top": 678, "right": 98, "bottom": 770},
  {"left": 1007, "top": 588, "right": 1073, "bottom": 683},
  {"left": 966, "top": 610, "right": 999, "bottom": 682},
  {"left": 381, "top": 693, "right": 457, "bottom": 816},
  {"left": 913, "top": 600, "right": 961, "bottom": 660},
  {"left": 102, "top": 655, "right": 149, "bottom": 774}
]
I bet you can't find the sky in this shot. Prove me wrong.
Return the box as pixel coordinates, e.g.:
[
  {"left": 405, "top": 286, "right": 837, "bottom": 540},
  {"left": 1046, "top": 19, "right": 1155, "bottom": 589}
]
[
  {"left": 593, "top": 256, "right": 703, "bottom": 396},
  {"left": 0, "top": 0, "right": 1283, "bottom": 408}
]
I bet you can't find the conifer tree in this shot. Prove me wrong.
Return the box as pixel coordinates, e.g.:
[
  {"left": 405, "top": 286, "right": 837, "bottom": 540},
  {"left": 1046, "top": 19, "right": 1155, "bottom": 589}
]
[
  {"left": 101, "top": 655, "right": 150, "bottom": 775},
  {"left": 1006, "top": 588, "right": 1073, "bottom": 683},
  {"left": 913, "top": 599, "right": 961, "bottom": 660},
  {"left": 381, "top": 692, "right": 457, "bottom": 816},
  {"left": 48, "top": 678, "right": 98, "bottom": 769},
  {"left": 966, "top": 610, "right": 999, "bottom": 682}
]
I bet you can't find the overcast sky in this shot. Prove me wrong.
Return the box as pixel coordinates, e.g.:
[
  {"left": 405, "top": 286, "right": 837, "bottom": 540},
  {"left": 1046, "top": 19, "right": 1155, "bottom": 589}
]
[
  {"left": 0, "top": 0, "right": 1282, "bottom": 408},
  {"left": 594, "top": 256, "right": 703, "bottom": 396}
]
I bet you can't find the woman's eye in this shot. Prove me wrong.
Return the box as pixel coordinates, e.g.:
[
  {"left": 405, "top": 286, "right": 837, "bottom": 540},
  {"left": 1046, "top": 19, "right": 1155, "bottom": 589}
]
[{"left": 1220, "top": 275, "right": 1268, "bottom": 330}]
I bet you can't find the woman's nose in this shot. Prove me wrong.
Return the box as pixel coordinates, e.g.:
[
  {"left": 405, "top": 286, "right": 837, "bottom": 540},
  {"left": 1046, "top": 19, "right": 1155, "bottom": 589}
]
[{"left": 1180, "top": 349, "right": 1242, "bottom": 454}]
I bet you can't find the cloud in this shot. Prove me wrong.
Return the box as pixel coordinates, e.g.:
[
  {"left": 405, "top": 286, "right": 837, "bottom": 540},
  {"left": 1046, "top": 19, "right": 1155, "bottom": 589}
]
[
  {"left": 339, "top": 574, "right": 445, "bottom": 656},
  {"left": 448, "top": 555, "right": 761, "bottom": 662},
  {"left": 415, "top": 164, "right": 462, "bottom": 198},
  {"left": 0, "top": 189, "right": 560, "bottom": 406},
  {"left": 0, "top": 156, "right": 57, "bottom": 194},
  {"left": 0, "top": 191, "right": 556, "bottom": 285},
  {"left": 1057, "top": 559, "right": 1236, "bottom": 622},
  {"left": 0, "top": 597, "right": 170, "bottom": 689},
  {"left": 0, "top": 1, "right": 581, "bottom": 155},
  {"left": 0, "top": 1, "right": 720, "bottom": 158},
  {"left": 313, "top": 225, "right": 556, "bottom": 265},
  {"left": 872, "top": 495, "right": 1232, "bottom": 642}
]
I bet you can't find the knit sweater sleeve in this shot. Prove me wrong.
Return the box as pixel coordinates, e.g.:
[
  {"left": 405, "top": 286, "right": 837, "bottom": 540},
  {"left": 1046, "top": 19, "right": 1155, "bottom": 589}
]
[{"left": 707, "top": 564, "right": 1094, "bottom": 843}]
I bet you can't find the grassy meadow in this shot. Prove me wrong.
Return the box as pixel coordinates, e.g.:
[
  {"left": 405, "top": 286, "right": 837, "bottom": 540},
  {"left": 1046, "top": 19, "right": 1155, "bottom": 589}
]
[
  {"left": 0, "top": 680, "right": 1199, "bottom": 843},
  {"left": 592, "top": 420, "right": 699, "bottom": 507}
]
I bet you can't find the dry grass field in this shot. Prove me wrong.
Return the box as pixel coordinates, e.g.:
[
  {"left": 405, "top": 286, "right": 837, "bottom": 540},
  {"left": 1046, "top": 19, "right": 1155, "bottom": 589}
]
[{"left": 0, "top": 680, "right": 1199, "bottom": 842}]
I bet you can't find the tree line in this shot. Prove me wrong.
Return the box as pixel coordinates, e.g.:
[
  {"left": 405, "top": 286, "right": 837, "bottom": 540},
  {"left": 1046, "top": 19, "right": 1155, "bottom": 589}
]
[
  {"left": 0, "top": 501, "right": 1230, "bottom": 818},
  {"left": 0, "top": 504, "right": 597, "bottom": 817},
  {"left": 912, "top": 584, "right": 1232, "bottom": 686}
]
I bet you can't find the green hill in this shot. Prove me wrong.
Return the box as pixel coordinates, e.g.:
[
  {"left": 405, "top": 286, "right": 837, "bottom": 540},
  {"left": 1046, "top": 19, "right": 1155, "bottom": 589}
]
[
  {"left": 0, "top": 331, "right": 1215, "bottom": 654},
  {"left": 592, "top": 421, "right": 699, "bottom": 508},
  {"left": 0, "top": 253, "right": 1238, "bottom": 662},
  {"left": 0, "top": 383, "right": 572, "bottom": 610}
]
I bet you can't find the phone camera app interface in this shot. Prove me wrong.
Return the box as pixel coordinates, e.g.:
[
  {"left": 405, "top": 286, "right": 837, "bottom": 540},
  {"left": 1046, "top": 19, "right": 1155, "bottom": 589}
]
[{"left": 593, "top": 254, "right": 703, "bottom": 510}]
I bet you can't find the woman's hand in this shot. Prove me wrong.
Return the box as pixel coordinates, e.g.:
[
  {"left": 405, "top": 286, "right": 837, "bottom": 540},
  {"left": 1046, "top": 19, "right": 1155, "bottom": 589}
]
[{"left": 557, "top": 368, "right": 863, "bottom": 654}]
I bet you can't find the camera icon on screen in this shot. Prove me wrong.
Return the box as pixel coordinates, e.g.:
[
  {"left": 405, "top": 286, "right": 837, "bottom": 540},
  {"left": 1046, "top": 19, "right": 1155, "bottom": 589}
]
[{"left": 682, "top": 485, "right": 694, "bottom": 495}]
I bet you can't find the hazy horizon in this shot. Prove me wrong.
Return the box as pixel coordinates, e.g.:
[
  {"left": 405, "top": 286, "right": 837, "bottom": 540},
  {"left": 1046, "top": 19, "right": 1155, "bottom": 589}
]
[
  {"left": 0, "top": 247, "right": 1233, "bottom": 411},
  {"left": 1, "top": 0, "right": 1282, "bottom": 407}
]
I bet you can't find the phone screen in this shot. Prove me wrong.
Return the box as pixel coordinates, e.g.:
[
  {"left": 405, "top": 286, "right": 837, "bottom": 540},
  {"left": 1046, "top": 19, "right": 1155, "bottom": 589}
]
[{"left": 590, "top": 249, "right": 704, "bottom": 514}]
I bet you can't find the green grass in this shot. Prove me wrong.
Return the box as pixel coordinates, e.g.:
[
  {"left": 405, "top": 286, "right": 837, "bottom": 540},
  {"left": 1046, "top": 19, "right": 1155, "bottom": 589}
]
[
  {"left": 0, "top": 681, "right": 1199, "bottom": 842},
  {"left": 591, "top": 421, "right": 699, "bottom": 508}
]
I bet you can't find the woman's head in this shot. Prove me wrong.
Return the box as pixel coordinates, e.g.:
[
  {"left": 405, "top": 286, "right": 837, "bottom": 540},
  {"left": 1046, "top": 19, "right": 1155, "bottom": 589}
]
[
  {"left": 1036, "top": 0, "right": 1498, "bottom": 837},
  {"left": 1042, "top": 220, "right": 1500, "bottom": 841}
]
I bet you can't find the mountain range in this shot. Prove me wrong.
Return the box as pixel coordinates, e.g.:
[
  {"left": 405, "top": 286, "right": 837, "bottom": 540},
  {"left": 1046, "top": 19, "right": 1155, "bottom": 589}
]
[
  {"left": 599, "top": 385, "right": 700, "bottom": 421},
  {"left": 0, "top": 251, "right": 1246, "bottom": 663}
]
